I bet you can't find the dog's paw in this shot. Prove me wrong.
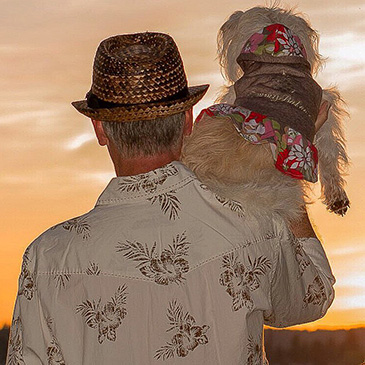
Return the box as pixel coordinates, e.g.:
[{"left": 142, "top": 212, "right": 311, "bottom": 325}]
[{"left": 328, "top": 198, "right": 350, "bottom": 216}]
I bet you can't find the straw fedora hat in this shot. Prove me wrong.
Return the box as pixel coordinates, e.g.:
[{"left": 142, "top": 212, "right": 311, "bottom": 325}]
[{"left": 72, "top": 32, "right": 209, "bottom": 122}]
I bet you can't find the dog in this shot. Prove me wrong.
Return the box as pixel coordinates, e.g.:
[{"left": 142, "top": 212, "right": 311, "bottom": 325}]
[{"left": 182, "top": 5, "right": 349, "bottom": 225}]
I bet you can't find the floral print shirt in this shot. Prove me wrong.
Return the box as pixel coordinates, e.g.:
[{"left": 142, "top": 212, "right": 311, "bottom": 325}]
[{"left": 7, "top": 162, "right": 335, "bottom": 365}]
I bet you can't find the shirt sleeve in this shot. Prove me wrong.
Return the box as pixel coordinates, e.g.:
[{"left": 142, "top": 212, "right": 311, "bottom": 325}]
[
  {"left": 264, "top": 220, "right": 335, "bottom": 328},
  {"left": 6, "top": 244, "right": 57, "bottom": 365}
]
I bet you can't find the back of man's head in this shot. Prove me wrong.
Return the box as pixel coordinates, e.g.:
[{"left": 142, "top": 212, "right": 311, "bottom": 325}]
[
  {"left": 72, "top": 32, "right": 208, "bottom": 161},
  {"left": 102, "top": 112, "right": 185, "bottom": 158}
]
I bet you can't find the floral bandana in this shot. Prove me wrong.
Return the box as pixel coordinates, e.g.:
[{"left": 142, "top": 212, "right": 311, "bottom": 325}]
[
  {"left": 241, "top": 23, "right": 307, "bottom": 59},
  {"left": 195, "top": 103, "right": 318, "bottom": 182}
]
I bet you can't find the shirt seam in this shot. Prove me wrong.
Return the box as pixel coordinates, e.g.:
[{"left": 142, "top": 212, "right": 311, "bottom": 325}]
[
  {"left": 35, "top": 233, "right": 279, "bottom": 279},
  {"left": 36, "top": 271, "right": 155, "bottom": 282},
  {"left": 188, "top": 233, "right": 279, "bottom": 273}
]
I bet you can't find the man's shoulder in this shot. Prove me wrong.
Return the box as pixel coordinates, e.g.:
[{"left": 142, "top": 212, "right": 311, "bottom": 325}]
[{"left": 25, "top": 210, "right": 96, "bottom": 267}]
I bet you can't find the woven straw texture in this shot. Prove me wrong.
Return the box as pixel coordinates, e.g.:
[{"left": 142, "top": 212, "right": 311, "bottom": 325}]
[{"left": 73, "top": 32, "right": 208, "bottom": 122}]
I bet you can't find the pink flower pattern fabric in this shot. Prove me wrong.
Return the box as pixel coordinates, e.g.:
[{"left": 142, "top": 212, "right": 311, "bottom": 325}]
[
  {"left": 241, "top": 23, "right": 307, "bottom": 59},
  {"left": 196, "top": 104, "right": 318, "bottom": 182}
]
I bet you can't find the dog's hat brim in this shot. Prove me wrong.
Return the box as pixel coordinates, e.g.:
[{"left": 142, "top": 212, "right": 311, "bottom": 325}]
[{"left": 72, "top": 84, "right": 209, "bottom": 122}]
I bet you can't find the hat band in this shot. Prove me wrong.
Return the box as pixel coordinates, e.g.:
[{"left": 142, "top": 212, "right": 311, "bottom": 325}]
[{"left": 86, "top": 87, "right": 189, "bottom": 110}]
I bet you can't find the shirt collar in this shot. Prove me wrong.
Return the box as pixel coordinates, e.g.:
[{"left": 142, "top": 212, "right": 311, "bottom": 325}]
[{"left": 95, "top": 161, "right": 195, "bottom": 205}]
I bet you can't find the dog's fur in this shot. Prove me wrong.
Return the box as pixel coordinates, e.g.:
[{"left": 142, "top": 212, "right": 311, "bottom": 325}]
[
  {"left": 182, "top": 115, "right": 306, "bottom": 223},
  {"left": 182, "top": 5, "right": 349, "bottom": 223}
]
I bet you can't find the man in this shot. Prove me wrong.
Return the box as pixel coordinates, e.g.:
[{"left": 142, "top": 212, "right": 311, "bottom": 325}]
[{"left": 7, "top": 32, "right": 334, "bottom": 364}]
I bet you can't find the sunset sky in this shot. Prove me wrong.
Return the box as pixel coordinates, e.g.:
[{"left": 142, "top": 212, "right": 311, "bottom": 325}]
[{"left": 1, "top": 0, "right": 365, "bottom": 330}]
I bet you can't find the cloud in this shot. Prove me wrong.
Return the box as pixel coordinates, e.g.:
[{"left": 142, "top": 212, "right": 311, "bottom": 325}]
[
  {"left": 329, "top": 245, "right": 365, "bottom": 257},
  {"left": 80, "top": 171, "right": 116, "bottom": 184},
  {"left": 337, "top": 274, "right": 365, "bottom": 289},
  {"left": 66, "top": 132, "right": 95, "bottom": 150},
  {"left": 0, "top": 109, "right": 61, "bottom": 125},
  {"left": 318, "top": 32, "right": 365, "bottom": 90},
  {"left": 332, "top": 295, "right": 365, "bottom": 310}
]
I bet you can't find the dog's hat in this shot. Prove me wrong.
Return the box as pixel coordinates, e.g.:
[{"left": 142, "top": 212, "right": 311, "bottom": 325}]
[
  {"left": 235, "top": 23, "right": 322, "bottom": 143},
  {"left": 72, "top": 32, "right": 209, "bottom": 122}
]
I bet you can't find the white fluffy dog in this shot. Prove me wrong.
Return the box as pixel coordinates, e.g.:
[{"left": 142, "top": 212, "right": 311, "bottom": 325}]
[{"left": 182, "top": 5, "right": 349, "bottom": 224}]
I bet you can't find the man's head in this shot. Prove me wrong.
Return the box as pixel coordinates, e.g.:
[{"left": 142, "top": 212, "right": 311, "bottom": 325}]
[
  {"left": 72, "top": 32, "right": 208, "bottom": 162},
  {"left": 98, "top": 111, "right": 190, "bottom": 158}
]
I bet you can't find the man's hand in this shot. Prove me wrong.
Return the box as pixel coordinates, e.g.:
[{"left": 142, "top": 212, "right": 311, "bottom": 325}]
[{"left": 315, "top": 100, "right": 330, "bottom": 133}]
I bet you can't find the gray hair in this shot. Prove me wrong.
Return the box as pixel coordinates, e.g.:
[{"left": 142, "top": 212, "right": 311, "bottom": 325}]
[{"left": 102, "top": 112, "right": 185, "bottom": 158}]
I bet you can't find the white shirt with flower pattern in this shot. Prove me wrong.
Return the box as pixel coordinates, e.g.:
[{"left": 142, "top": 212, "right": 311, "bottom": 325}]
[{"left": 7, "top": 161, "right": 335, "bottom": 365}]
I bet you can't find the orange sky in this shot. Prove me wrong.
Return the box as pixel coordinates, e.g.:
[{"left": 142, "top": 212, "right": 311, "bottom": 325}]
[{"left": 1, "top": 0, "right": 365, "bottom": 330}]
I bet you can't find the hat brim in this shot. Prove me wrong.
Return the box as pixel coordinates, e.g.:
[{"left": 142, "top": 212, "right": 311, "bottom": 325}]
[{"left": 72, "top": 84, "right": 209, "bottom": 122}]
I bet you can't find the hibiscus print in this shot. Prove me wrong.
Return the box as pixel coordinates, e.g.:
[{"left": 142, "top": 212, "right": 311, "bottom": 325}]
[
  {"left": 242, "top": 31, "right": 265, "bottom": 54},
  {"left": 276, "top": 26, "right": 304, "bottom": 56},
  {"left": 263, "top": 311, "right": 276, "bottom": 324},
  {"left": 46, "top": 317, "right": 65, "bottom": 365},
  {"left": 281, "top": 127, "right": 318, "bottom": 181},
  {"left": 219, "top": 252, "right": 271, "bottom": 311},
  {"left": 155, "top": 300, "right": 209, "bottom": 360},
  {"left": 242, "top": 23, "right": 306, "bottom": 58},
  {"left": 275, "top": 127, "right": 318, "bottom": 182},
  {"left": 62, "top": 216, "right": 90, "bottom": 240},
  {"left": 247, "top": 335, "right": 262, "bottom": 365},
  {"left": 76, "top": 285, "right": 128, "bottom": 344},
  {"left": 292, "top": 238, "right": 311, "bottom": 278},
  {"left": 303, "top": 275, "right": 327, "bottom": 307},
  {"left": 18, "top": 247, "right": 35, "bottom": 300},
  {"left": 275, "top": 149, "right": 304, "bottom": 180},
  {"left": 241, "top": 114, "right": 267, "bottom": 143},
  {"left": 210, "top": 103, "right": 251, "bottom": 118},
  {"left": 195, "top": 103, "right": 251, "bottom": 125},
  {"left": 117, "top": 232, "right": 190, "bottom": 285},
  {"left": 47, "top": 342, "right": 65, "bottom": 365},
  {"left": 118, "top": 164, "right": 178, "bottom": 194},
  {"left": 285, "top": 143, "right": 315, "bottom": 170},
  {"left": 284, "top": 134, "right": 315, "bottom": 170},
  {"left": 7, "top": 317, "right": 25, "bottom": 365},
  {"left": 195, "top": 103, "right": 318, "bottom": 183},
  {"left": 18, "top": 271, "right": 35, "bottom": 300}
]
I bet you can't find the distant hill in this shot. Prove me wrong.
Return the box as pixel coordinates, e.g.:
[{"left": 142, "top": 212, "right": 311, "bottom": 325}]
[{"left": 1, "top": 325, "right": 364, "bottom": 364}]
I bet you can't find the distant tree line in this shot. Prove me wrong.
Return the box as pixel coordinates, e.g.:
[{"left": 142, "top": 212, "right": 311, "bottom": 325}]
[
  {"left": 1, "top": 325, "right": 364, "bottom": 364},
  {"left": 265, "top": 327, "right": 365, "bottom": 365},
  {"left": 0, "top": 326, "right": 9, "bottom": 365}
]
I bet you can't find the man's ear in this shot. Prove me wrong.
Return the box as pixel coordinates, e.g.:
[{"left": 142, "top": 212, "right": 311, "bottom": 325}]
[
  {"left": 183, "top": 108, "right": 193, "bottom": 136},
  {"left": 315, "top": 101, "right": 330, "bottom": 133},
  {"left": 91, "top": 119, "right": 109, "bottom": 146}
]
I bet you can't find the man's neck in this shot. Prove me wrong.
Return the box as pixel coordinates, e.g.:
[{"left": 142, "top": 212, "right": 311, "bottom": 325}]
[{"left": 112, "top": 150, "right": 181, "bottom": 177}]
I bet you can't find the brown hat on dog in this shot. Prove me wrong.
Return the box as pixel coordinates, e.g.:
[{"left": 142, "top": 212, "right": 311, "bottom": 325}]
[
  {"left": 72, "top": 32, "right": 209, "bottom": 122},
  {"left": 234, "top": 23, "right": 322, "bottom": 143}
]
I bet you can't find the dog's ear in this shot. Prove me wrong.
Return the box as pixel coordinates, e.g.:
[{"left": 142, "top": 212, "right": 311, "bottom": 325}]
[
  {"left": 315, "top": 88, "right": 350, "bottom": 216},
  {"left": 217, "top": 10, "right": 245, "bottom": 83},
  {"left": 215, "top": 85, "right": 236, "bottom": 104}
]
